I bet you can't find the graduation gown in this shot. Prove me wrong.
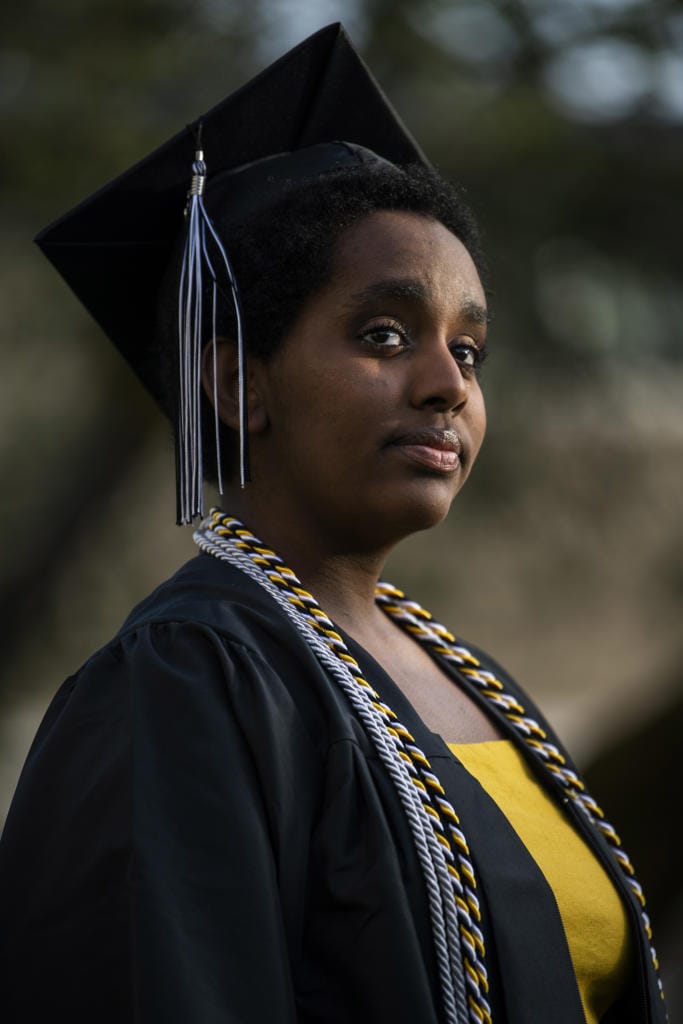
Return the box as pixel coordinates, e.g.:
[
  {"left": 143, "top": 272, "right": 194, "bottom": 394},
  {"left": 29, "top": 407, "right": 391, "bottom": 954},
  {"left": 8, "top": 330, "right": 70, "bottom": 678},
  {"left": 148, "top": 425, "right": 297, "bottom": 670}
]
[{"left": 0, "top": 553, "right": 665, "bottom": 1023}]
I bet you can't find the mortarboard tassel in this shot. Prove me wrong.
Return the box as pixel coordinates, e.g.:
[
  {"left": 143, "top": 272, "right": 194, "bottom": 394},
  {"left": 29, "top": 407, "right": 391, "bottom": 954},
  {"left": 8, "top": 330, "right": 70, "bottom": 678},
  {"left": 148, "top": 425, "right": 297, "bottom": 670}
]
[{"left": 177, "top": 125, "right": 249, "bottom": 525}]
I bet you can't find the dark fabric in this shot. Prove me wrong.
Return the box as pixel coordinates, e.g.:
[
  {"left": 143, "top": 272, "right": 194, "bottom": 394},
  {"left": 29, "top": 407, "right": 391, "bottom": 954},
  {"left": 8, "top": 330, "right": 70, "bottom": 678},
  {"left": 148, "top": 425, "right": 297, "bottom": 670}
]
[{"left": 0, "top": 554, "right": 664, "bottom": 1023}]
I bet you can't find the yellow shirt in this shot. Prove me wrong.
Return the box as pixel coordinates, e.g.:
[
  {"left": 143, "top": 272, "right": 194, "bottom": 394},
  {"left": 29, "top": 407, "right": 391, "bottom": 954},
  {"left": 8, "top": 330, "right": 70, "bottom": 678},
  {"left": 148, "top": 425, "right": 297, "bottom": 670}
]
[{"left": 448, "top": 740, "right": 631, "bottom": 1024}]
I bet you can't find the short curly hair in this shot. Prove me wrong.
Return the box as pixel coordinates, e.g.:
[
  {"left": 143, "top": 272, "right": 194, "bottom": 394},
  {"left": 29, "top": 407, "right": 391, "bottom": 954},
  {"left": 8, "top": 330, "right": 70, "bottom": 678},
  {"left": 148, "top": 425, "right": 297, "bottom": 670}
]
[{"left": 156, "top": 161, "right": 485, "bottom": 482}]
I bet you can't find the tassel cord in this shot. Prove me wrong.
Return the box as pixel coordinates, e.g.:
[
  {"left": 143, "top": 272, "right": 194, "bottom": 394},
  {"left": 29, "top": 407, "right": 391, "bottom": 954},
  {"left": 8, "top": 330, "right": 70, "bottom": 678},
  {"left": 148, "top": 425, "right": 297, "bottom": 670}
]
[
  {"left": 201, "top": 208, "right": 248, "bottom": 487},
  {"left": 177, "top": 148, "right": 249, "bottom": 525}
]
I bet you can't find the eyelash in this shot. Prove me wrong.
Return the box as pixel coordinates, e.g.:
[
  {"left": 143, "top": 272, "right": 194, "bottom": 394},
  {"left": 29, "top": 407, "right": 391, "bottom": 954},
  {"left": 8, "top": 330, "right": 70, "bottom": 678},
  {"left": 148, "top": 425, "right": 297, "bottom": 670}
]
[{"left": 358, "top": 319, "right": 488, "bottom": 372}]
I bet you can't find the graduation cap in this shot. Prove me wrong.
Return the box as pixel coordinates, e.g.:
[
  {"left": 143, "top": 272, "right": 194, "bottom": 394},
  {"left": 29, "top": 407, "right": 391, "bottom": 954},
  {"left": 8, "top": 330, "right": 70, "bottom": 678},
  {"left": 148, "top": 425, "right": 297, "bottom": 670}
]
[{"left": 35, "top": 22, "right": 428, "bottom": 522}]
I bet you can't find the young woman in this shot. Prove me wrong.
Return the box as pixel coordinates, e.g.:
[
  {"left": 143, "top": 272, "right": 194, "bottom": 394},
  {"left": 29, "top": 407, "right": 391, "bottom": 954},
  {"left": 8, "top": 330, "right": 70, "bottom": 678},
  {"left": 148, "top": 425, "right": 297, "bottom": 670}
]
[{"left": 0, "top": 25, "right": 666, "bottom": 1024}]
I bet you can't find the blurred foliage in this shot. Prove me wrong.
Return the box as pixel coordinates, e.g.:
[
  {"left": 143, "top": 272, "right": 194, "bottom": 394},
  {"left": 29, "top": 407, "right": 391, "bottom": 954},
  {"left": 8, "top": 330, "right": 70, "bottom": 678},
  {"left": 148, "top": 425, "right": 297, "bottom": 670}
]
[{"left": 1, "top": 0, "right": 682, "bottom": 1008}]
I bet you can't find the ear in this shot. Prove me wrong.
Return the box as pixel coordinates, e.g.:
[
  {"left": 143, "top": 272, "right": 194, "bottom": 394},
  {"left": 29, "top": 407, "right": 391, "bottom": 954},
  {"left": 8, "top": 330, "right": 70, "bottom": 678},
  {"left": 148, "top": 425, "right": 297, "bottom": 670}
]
[{"left": 201, "top": 338, "right": 268, "bottom": 434}]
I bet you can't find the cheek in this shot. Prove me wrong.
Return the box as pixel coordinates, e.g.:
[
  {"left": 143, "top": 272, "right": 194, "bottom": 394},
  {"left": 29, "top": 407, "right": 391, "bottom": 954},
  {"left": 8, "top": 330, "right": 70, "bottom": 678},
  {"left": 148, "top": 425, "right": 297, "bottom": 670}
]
[
  {"left": 467, "top": 388, "right": 487, "bottom": 456},
  {"left": 474, "top": 389, "right": 487, "bottom": 434},
  {"left": 299, "top": 363, "right": 395, "bottom": 423},
  {"left": 266, "top": 341, "right": 402, "bottom": 462}
]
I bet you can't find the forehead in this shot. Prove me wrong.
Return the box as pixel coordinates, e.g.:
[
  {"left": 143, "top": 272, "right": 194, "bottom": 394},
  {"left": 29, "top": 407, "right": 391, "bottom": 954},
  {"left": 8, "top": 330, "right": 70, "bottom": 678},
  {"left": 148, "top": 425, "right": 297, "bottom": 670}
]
[{"left": 329, "top": 209, "right": 486, "bottom": 308}]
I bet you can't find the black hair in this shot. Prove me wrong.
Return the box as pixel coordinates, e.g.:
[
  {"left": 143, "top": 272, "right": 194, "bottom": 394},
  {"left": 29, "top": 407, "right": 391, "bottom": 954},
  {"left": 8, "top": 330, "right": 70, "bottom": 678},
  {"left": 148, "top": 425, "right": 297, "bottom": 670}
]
[{"left": 156, "top": 161, "right": 485, "bottom": 482}]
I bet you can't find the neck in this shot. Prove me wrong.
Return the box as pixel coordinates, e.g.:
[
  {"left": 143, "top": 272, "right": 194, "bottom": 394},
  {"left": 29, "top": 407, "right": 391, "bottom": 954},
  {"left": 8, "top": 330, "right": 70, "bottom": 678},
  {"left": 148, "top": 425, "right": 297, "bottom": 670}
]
[{"left": 219, "top": 487, "right": 393, "bottom": 637}]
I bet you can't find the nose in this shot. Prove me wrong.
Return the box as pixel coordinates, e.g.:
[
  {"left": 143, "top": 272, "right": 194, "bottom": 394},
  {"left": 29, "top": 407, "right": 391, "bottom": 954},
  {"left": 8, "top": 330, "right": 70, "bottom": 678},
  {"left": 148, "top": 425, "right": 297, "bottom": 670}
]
[{"left": 410, "top": 341, "right": 469, "bottom": 412}]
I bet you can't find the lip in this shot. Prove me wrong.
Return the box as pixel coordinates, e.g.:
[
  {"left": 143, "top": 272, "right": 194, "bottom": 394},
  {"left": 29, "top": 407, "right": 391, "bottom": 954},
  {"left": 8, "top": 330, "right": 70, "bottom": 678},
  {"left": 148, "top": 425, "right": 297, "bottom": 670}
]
[{"left": 388, "top": 428, "right": 463, "bottom": 473}]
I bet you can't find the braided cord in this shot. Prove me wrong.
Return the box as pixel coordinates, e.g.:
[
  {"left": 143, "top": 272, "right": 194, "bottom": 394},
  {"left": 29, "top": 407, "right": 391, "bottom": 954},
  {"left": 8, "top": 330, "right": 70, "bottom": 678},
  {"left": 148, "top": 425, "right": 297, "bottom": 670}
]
[
  {"left": 374, "top": 581, "right": 665, "bottom": 1006},
  {"left": 194, "top": 510, "right": 490, "bottom": 1024},
  {"left": 194, "top": 509, "right": 664, "bottom": 1016}
]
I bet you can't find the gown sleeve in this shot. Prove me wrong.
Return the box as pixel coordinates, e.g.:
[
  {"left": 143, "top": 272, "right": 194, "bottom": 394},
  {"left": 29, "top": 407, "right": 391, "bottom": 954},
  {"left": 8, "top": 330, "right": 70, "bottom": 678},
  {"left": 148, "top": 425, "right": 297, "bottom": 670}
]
[{"left": 0, "top": 621, "right": 321, "bottom": 1024}]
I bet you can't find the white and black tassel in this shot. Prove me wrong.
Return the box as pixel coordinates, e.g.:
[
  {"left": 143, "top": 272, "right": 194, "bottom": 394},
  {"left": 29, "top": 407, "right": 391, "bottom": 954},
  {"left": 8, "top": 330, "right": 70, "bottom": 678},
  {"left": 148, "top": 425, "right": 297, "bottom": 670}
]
[{"left": 177, "top": 131, "right": 248, "bottom": 524}]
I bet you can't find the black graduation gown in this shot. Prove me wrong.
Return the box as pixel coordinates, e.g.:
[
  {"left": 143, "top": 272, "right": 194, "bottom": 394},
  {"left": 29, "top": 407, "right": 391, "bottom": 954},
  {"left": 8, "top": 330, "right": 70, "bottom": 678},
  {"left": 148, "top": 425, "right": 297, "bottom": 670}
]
[{"left": 0, "top": 553, "right": 665, "bottom": 1023}]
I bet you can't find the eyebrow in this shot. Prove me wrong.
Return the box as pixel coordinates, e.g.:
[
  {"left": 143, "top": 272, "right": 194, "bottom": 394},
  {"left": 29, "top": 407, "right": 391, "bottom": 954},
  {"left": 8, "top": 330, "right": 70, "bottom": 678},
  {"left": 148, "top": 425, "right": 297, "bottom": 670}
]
[{"left": 344, "top": 277, "right": 491, "bottom": 325}]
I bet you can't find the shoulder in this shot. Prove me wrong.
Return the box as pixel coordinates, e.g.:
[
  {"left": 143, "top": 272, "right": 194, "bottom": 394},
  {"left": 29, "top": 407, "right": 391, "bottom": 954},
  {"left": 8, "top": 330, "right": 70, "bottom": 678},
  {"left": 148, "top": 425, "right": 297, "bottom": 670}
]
[
  {"left": 9, "top": 557, "right": 331, "bottom": 843},
  {"left": 115, "top": 552, "right": 297, "bottom": 652},
  {"left": 42, "top": 554, "right": 338, "bottom": 761},
  {"left": 65, "top": 551, "right": 317, "bottom": 696}
]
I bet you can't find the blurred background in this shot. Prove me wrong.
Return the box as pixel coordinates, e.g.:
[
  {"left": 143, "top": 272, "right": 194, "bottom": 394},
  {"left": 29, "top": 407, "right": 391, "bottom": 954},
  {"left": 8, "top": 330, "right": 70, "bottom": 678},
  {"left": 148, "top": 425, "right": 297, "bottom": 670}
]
[{"left": 1, "top": 0, "right": 681, "bottom": 1009}]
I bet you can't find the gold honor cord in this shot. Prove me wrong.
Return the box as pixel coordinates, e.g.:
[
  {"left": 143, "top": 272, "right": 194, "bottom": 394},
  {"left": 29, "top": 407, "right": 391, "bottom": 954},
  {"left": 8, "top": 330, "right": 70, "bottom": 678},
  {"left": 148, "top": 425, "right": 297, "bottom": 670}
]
[
  {"left": 373, "top": 582, "right": 664, "bottom": 1003},
  {"left": 195, "top": 511, "right": 488, "bottom": 1024},
  {"left": 194, "top": 509, "right": 664, "bottom": 1017}
]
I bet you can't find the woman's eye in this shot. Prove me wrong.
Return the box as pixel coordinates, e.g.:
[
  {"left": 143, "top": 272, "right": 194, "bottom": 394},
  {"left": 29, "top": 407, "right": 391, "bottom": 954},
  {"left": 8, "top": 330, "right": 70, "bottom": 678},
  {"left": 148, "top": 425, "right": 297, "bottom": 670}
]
[
  {"left": 359, "top": 322, "right": 408, "bottom": 351},
  {"left": 452, "top": 342, "right": 487, "bottom": 371}
]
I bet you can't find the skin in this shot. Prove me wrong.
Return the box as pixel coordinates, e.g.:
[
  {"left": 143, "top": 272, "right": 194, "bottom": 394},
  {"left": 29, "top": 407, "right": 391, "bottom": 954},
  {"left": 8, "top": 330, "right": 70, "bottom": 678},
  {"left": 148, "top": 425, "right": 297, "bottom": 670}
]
[{"left": 206, "top": 209, "right": 502, "bottom": 741}]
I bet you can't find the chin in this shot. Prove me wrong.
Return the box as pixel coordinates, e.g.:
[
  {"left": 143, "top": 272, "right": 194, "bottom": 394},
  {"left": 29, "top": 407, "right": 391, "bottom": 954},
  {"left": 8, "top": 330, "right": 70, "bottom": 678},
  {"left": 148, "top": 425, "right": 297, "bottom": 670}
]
[
  {"left": 398, "top": 499, "right": 452, "bottom": 536},
  {"left": 314, "top": 474, "right": 464, "bottom": 552},
  {"left": 371, "top": 481, "right": 459, "bottom": 545}
]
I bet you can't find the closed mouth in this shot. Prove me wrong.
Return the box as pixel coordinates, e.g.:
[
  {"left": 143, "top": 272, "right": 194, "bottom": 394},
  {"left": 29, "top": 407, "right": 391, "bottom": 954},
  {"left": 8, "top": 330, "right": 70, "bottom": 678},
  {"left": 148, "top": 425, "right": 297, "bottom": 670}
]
[
  {"left": 388, "top": 428, "right": 464, "bottom": 472},
  {"left": 390, "top": 428, "right": 462, "bottom": 454}
]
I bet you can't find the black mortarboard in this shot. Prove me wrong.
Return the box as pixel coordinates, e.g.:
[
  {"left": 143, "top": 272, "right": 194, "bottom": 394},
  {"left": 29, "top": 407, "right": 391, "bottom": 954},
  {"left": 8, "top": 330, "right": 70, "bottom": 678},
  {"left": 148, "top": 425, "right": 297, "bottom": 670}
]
[{"left": 35, "top": 22, "right": 428, "bottom": 521}]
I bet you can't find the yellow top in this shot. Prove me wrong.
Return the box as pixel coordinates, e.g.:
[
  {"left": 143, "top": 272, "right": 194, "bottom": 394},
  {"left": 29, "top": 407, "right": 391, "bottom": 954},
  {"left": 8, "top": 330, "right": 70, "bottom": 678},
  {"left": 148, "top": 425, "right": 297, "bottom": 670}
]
[{"left": 448, "top": 740, "right": 631, "bottom": 1024}]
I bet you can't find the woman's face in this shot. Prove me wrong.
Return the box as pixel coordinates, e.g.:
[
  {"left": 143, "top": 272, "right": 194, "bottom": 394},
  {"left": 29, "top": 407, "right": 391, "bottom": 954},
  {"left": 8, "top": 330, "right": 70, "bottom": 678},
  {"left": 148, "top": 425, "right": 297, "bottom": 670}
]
[{"left": 251, "top": 209, "right": 488, "bottom": 551}]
